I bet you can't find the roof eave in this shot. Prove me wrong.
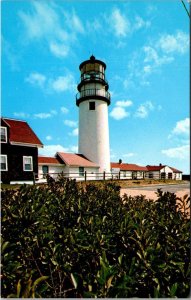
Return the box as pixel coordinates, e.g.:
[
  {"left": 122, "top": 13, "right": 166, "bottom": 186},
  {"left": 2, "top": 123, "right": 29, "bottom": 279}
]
[
  {"left": 10, "top": 141, "right": 43, "bottom": 148},
  {"left": 38, "top": 163, "right": 63, "bottom": 166}
]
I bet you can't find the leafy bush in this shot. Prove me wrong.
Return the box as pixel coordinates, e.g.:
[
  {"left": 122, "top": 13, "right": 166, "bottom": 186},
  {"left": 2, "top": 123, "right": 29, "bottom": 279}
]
[{"left": 1, "top": 175, "right": 190, "bottom": 297}]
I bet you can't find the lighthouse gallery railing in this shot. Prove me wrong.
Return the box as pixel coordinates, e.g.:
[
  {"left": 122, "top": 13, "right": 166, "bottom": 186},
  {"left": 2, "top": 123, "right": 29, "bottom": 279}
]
[{"left": 76, "top": 88, "right": 110, "bottom": 101}]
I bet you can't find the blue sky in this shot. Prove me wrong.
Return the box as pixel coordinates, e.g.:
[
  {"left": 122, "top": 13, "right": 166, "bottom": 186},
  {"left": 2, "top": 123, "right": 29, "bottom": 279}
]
[{"left": 1, "top": 0, "right": 190, "bottom": 174}]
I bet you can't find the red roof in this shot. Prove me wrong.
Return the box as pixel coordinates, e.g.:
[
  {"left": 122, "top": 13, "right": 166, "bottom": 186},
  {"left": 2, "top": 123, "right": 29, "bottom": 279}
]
[
  {"left": 111, "top": 162, "right": 147, "bottom": 171},
  {"left": 170, "top": 167, "right": 182, "bottom": 173},
  {"left": 2, "top": 118, "right": 43, "bottom": 147},
  {"left": 146, "top": 165, "right": 166, "bottom": 171},
  {"left": 57, "top": 152, "right": 99, "bottom": 167},
  {"left": 38, "top": 156, "right": 62, "bottom": 165}
]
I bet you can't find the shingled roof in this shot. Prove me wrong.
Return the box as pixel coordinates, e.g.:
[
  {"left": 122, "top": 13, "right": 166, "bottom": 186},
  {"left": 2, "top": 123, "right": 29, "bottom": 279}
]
[
  {"left": 38, "top": 156, "right": 63, "bottom": 165},
  {"left": 111, "top": 162, "right": 148, "bottom": 171},
  {"left": 169, "top": 167, "right": 182, "bottom": 173},
  {"left": 2, "top": 117, "right": 43, "bottom": 147},
  {"left": 146, "top": 165, "right": 166, "bottom": 171},
  {"left": 57, "top": 152, "right": 99, "bottom": 167}
]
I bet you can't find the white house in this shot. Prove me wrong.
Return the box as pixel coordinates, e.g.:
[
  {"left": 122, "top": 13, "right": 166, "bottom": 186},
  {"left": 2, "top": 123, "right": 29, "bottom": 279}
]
[
  {"left": 38, "top": 152, "right": 99, "bottom": 181},
  {"left": 145, "top": 164, "right": 182, "bottom": 180},
  {"left": 38, "top": 156, "right": 183, "bottom": 182},
  {"left": 111, "top": 161, "right": 148, "bottom": 180}
]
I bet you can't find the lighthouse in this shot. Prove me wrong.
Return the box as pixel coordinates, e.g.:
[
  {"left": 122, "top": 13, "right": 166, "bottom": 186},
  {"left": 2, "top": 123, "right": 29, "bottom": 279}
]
[{"left": 76, "top": 55, "right": 111, "bottom": 172}]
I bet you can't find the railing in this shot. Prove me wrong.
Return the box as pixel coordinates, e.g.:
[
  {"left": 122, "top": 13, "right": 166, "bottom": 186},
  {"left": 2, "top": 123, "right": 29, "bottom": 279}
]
[
  {"left": 37, "top": 171, "right": 117, "bottom": 182},
  {"left": 76, "top": 89, "right": 110, "bottom": 101},
  {"left": 34, "top": 171, "right": 181, "bottom": 183},
  {"left": 34, "top": 170, "right": 181, "bottom": 184}
]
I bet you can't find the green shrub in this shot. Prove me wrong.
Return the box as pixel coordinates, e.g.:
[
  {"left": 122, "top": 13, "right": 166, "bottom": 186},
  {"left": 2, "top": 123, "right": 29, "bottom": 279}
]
[{"left": 1, "top": 176, "right": 190, "bottom": 297}]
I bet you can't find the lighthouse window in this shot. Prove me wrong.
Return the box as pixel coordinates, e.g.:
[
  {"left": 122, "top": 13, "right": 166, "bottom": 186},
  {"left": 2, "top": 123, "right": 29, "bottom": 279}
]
[{"left": 89, "top": 102, "right": 95, "bottom": 110}]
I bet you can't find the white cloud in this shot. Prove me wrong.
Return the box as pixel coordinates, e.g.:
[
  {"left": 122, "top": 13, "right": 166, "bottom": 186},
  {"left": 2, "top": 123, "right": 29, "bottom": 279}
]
[
  {"left": 135, "top": 101, "right": 154, "bottom": 118},
  {"left": 25, "top": 72, "right": 46, "bottom": 87},
  {"left": 125, "top": 30, "right": 188, "bottom": 87},
  {"left": 49, "top": 42, "right": 69, "bottom": 58},
  {"left": 19, "top": 2, "right": 58, "bottom": 39},
  {"left": 162, "top": 145, "right": 189, "bottom": 160},
  {"left": 61, "top": 106, "right": 69, "bottom": 114},
  {"left": 2, "top": 38, "right": 20, "bottom": 71},
  {"left": 172, "top": 118, "right": 189, "bottom": 135},
  {"left": 143, "top": 65, "right": 152, "bottom": 74},
  {"left": 143, "top": 46, "right": 174, "bottom": 67},
  {"left": 18, "top": 2, "right": 83, "bottom": 59},
  {"left": 64, "top": 120, "right": 77, "bottom": 127},
  {"left": 110, "top": 8, "right": 130, "bottom": 37},
  {"left": 13, "top": 112, "right": 30, "bottom": 119},
  {"left": 34, "top": 113, "right": 52, "bottom": 119},
  {"left": 64, "top": 10, "right": 85, "bottom": 34},
  {"left": 139, "top": 30, "right": 188, "bottom": 80},
  {"left": 69, "top": 128, "right": 79, "bottom": 136},
  {"left": 51, "top": 74, "right": 76, "bottom": 92},
  {"left": 158, "top": 31, "right": 189, "bottom": 54},
  {"left": 25, "top": 71, "right": 75, "bottom": 94},
  {"left": 70, "top": 145, "right": 78, "bottom": 153},
  {"left": 116, "top": 100, "right": 133, "bottom": 107},
  {"left": 110, "top": 99, "right": 132, "bottom": 120},
  {"left": 39, "top": 144, "right": 69, "bottom": 157},
  {"left": 86, "top": 19, "right": 102, "bottom": 32},
  {"left": 46, "top": 135, "right": 52, "bottom": 141},
  {"left": 50, "top": 110, "right": 57, "bottom": 116},
  {"left": 133, "top": 16, "right": 151, "bottom": 30},
  {"left": 110, "top": 107, "right": 129, "bottom": 120},
  {"left": 122, "top": 152, "right": 136, "bottom": 158}
]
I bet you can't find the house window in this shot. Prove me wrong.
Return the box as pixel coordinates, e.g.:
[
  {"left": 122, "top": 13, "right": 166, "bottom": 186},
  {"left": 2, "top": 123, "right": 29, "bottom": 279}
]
[
  {"left": 149, "top": 172, "right": 153, "bottom": 179},
  {"left": 79, "top": 167, "right": 84, "bottom": 176},
  {"left": 1, "top": 127, "right": 7, "bottom": 143},
  {"left": 42, "top": 165, "right": 49, "bottom": 178},
  {"left": 89, "top": 102, "right": 95, "bottom": 110},
  {"left": 23, "top": 156, "right": 33, "bottom": 171},
  {"left": 0, "top": 155, "right": 8, "bottom": 171},
  {"left": 161, "top": 172, "right": 166, "bottom": 179}
]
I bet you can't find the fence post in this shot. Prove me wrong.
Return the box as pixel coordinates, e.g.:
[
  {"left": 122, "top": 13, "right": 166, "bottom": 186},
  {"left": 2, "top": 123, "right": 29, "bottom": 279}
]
[
  {"left": 119, "top": 171, "right": 120, "bottom": 180},
  {"left": 103, "top": 171, "right": 106, "bottom": 181},
  {"left": 85, "top": 171, "right": 87, "bottom": 182},
  {"left": 33, "top": 172, "right": 36, "bottom": 185}
]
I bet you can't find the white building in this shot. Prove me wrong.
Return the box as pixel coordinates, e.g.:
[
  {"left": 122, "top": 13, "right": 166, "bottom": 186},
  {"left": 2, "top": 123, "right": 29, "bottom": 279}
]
[
  {"left": 38, "top": 152, "right": 99, "bottom": 181},
  {"left": 38, "top": 156, "right": 183, "bottom": 182},
  {"left": 111, "top": 161, "right": 148, "bottom": 180},
  {"left": 145, "top": 164, "right": 182, "bottom": 180},
  {"left": 76, "top": 55, "right": 111, "bottom": 173}
]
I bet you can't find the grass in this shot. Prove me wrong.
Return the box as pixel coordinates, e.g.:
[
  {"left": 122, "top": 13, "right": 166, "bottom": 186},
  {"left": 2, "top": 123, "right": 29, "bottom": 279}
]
[
  {"left": 1, "top": 184, "right": 22, "bottom": 190},
  {"left": 78, "top": 179, "right": 188, "bottom": 189},
  {"left": 1, "top": 179, "right": 188, "bottom": 190}
]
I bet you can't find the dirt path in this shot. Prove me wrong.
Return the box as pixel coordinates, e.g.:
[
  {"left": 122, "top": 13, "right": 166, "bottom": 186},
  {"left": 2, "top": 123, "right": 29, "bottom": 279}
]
[
  {"left": 121, "top": 188, "right": 189, "bottom": 200},
  {"left": 120, "top": 183, "right": 190, "bottom": 200},
  {"left": 120, "top": 184, "right": 190, "bottom": 216}
]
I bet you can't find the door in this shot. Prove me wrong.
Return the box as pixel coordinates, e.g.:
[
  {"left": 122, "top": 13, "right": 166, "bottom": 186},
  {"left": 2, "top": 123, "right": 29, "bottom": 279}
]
[{"left": 42, "top": 165, "right": 49, "bottom": 178}]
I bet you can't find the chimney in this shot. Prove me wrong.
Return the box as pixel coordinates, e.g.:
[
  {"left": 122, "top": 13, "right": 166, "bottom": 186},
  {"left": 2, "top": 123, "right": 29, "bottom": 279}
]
[
  {"left": 159, "top": 163, "right": 162, "bottom": 166},
  {"left": 119, "top": 159, "right": 122, "bottom": 164}
]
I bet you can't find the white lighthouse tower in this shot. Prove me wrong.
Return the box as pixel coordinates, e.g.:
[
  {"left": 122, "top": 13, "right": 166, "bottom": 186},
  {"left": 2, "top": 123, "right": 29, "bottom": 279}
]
[{"left": 76, "top": 55, "right": 111, "bottom": 172}]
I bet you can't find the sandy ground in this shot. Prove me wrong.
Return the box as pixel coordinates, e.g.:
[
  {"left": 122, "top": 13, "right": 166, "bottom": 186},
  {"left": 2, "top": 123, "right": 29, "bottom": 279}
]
[
  {"left": 120, "top": 186, "right": 190, "bottom": 216},
  {"left": 120, "top": 188, "right": 190, "bottom": 200}
]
